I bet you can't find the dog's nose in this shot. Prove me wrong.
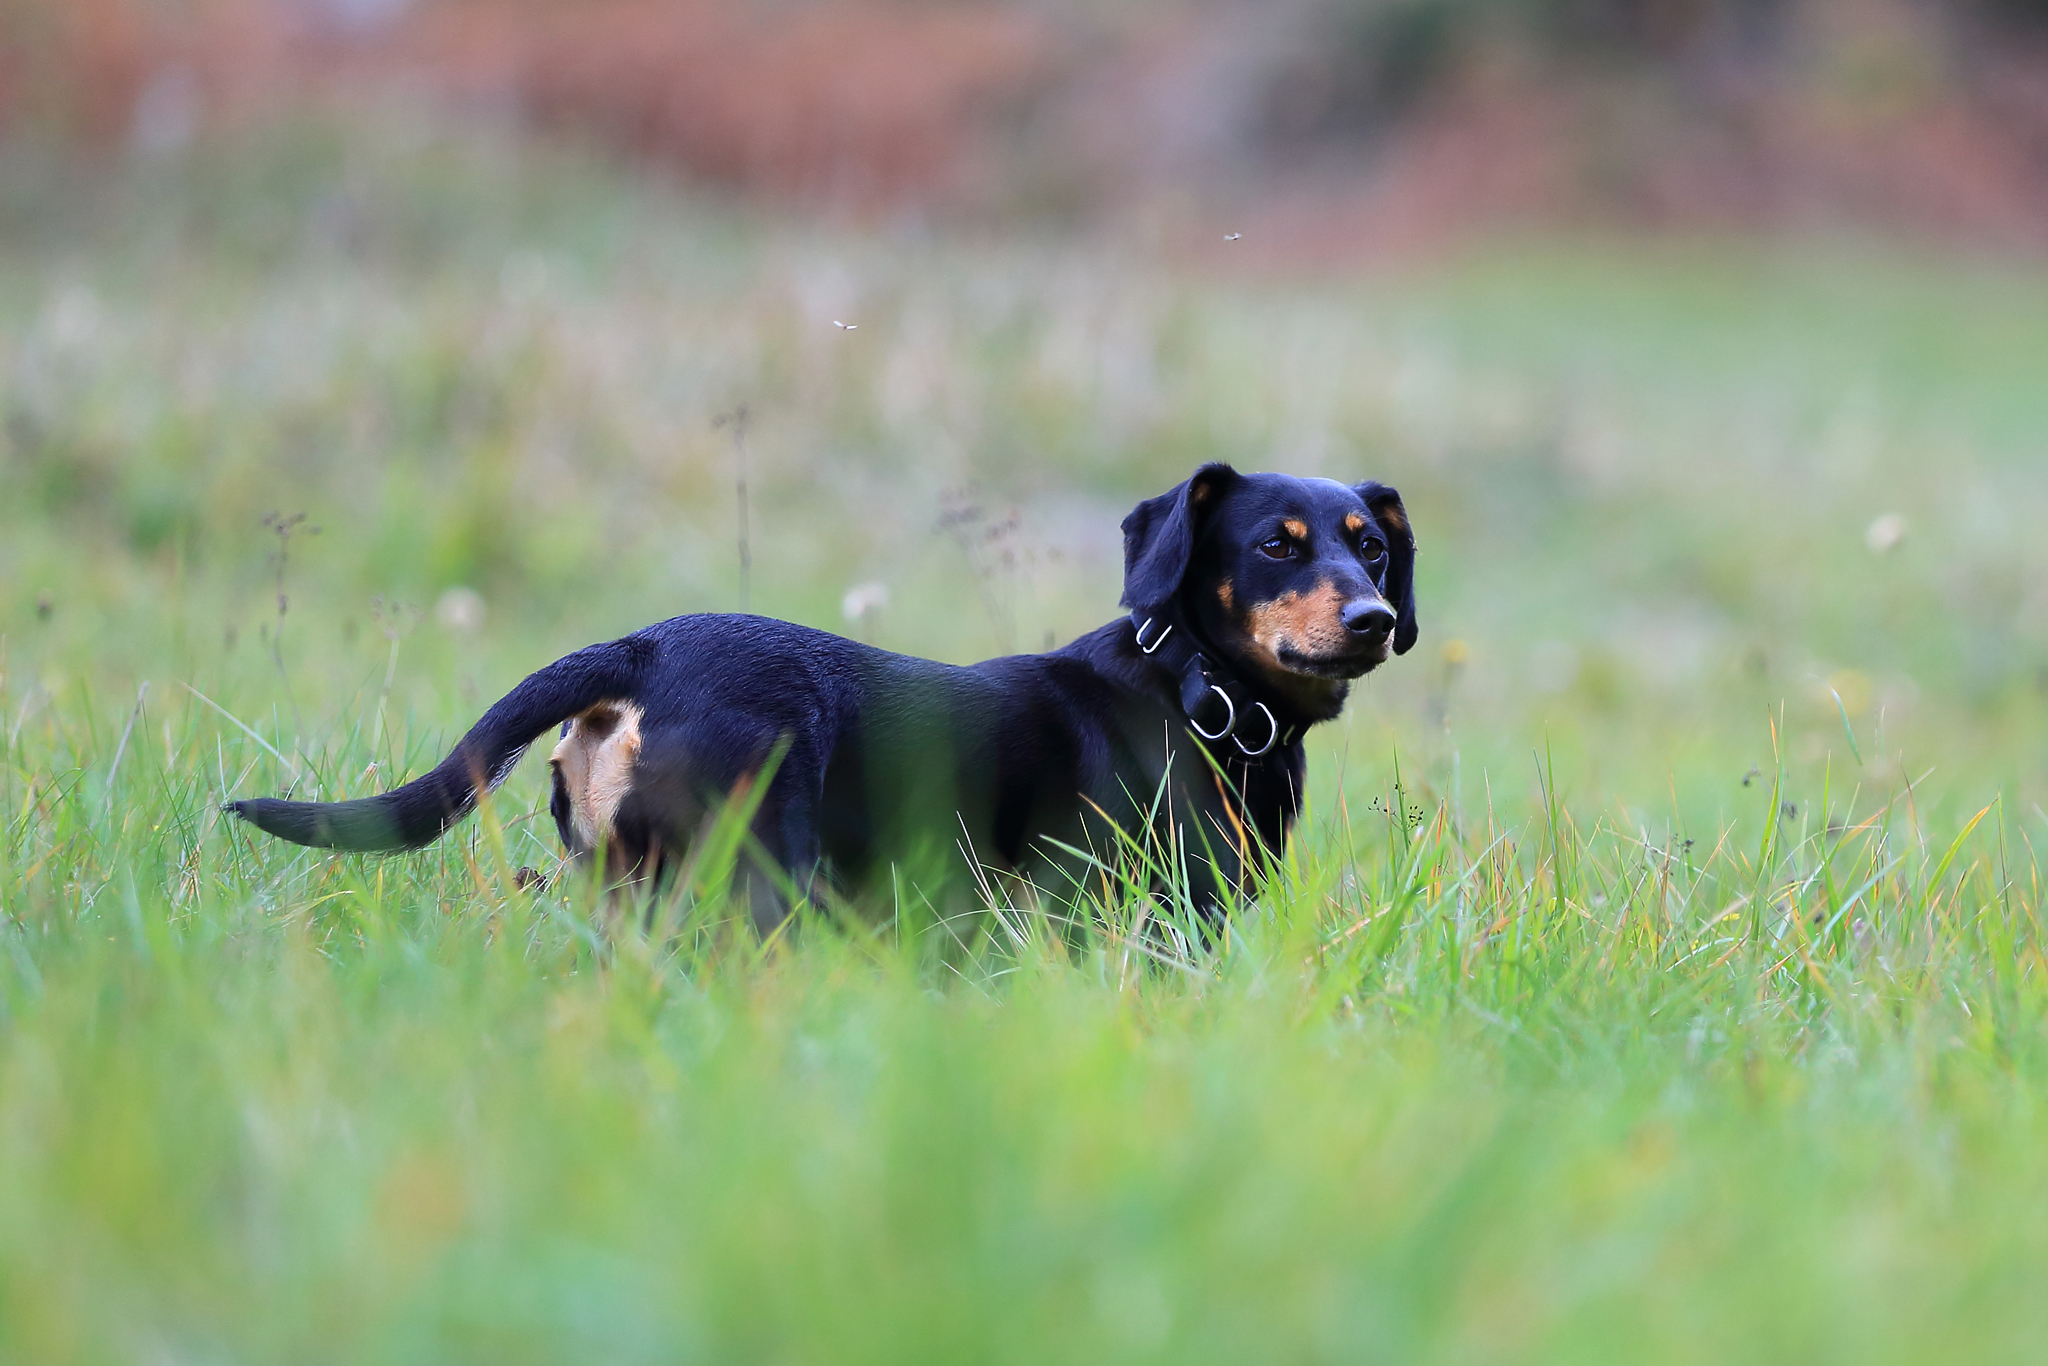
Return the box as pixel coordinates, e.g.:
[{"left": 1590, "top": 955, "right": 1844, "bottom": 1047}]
[{"left": 1344, "top": 599, "right": 1396, "bottom": 638}]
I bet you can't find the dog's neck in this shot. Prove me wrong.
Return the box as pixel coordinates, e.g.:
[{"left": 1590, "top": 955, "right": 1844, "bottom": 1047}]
[{"left": 1124, "top": 603, "right": 1335, "bottom": 753}]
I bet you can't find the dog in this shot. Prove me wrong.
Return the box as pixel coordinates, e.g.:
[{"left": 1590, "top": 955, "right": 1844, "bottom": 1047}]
[{"left": 228, "top": 463, "right": 1417, "bottom": 925}]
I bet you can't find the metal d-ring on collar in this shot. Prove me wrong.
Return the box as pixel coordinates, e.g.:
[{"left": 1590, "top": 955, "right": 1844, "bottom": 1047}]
[
  {"left": 1188, "top": 683, "right": 1235, "bottom": 741},
  {"left": 1131, "top": 611, "right": 1286, "bottom": 757},
  {"left": 1233, "top": 701, "right": 1279, "bottom": 757}
]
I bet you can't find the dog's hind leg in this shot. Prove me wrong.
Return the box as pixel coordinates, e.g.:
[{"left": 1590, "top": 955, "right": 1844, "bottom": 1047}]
[
  {"left": 725, "top": 756, "right": 828, "bottom": 936},
  {"left": 590, "top": 714, "right": 832, "bottom": 934}
]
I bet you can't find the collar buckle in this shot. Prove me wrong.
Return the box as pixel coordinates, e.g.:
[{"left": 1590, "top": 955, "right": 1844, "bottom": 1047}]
[{"left": 1133, "top": 616, "right": 1174, "bottom": 655}]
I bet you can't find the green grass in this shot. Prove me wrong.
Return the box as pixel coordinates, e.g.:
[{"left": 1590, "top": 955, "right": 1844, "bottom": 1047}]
[{"left": 6, "top": 117, "right": 2048, "bottom": 1362}]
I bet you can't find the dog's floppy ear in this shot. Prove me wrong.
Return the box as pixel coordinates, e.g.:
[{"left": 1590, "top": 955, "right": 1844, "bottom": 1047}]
[
  {"left": 1121, "top": 463, "right": 1238, "bottom": 612},
  {"left": 1355, "top": 480, "right": 1418, "bottom": 655}
]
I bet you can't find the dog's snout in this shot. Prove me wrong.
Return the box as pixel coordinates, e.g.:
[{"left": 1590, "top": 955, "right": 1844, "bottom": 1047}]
[{"left": 1344, "top": 599, "right": 1396, "bottom": 638}]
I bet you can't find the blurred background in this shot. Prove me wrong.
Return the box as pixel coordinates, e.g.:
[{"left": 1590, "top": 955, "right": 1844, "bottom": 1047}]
[
  {"left": 13, "top": 0, "right": 2048, "bottom": 241},
  {"left": 3, "top": 0, "right": 2047, "bottom": 847}
]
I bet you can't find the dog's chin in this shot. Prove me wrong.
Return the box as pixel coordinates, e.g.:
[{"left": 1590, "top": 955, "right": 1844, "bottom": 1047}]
[{"left": 1276, "top": 645, "right": 1385, "bottom": 680}]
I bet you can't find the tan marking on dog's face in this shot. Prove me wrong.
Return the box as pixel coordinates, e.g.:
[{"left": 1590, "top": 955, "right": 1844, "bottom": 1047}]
[
  {"left": 1344, "top": 512, "right": 1365, "bottom": 534},
  {"left": 1244, "top": 580, "right": 1351, "bottom": 666},
  {"left": 1217, "top": 578, "right": 1235, "bottom": 611},
  {"left": 548, "top": 701, "right": 643, "bottom": 854},
  {"left": 1282, "top": 518, "right": 1309, "bottom": 540}
]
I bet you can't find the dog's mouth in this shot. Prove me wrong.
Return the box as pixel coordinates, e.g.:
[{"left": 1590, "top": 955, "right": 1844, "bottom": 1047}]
[{"left": 1275, "top": 643, "right": 1384, "bottom": 680}]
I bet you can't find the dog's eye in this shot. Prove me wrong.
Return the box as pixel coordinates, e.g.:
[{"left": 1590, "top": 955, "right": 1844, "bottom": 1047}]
[
  {"left": 1360, "top": 537, "right": 1388, "bottom": 565},
  {"left": 1259, "top": 537, "right": 1292, "bottom": 560}
]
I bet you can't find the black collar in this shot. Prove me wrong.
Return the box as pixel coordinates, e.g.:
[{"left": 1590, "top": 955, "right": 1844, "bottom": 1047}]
[{"left": 1128, "top": 608, "right": 1304, "bottom": 757}]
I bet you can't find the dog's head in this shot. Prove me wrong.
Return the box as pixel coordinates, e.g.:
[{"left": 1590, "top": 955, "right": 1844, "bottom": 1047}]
[{"left": 1122, "top": 463, "right": 1416, "bottom": 715}]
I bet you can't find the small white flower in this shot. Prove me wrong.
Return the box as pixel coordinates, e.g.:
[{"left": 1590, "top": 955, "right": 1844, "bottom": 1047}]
[
  {"left": 832, "top": 320, "right": 857, "bottom": 330},
  {"left": 841, "top": 581, "right": 889, "bottom": 622},
  {"left": 435, "top": 587, "right": 486, "bottom": 633},
  {"left": 1865, "top": 513, "right": 1906, "bottom": 555}
]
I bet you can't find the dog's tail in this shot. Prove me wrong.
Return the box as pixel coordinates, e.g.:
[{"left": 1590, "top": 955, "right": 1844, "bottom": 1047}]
[{"left": 226, "top": 635, "right": 653, "bottom": 853}]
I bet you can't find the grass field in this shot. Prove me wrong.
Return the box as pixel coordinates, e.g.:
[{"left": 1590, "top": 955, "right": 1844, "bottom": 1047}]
[{"left": 6, "top": 117, "right": 2048, "bottom": 1362}]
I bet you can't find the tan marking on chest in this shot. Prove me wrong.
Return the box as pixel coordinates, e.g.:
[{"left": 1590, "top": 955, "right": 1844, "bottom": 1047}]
[{"left": 548, "top": 701, "right": 643, "bottom": 852}]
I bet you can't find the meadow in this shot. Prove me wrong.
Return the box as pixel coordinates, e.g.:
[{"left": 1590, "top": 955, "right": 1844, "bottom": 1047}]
[{"left": 5, "top": 115, "right": 2048, "bottom": 1362}]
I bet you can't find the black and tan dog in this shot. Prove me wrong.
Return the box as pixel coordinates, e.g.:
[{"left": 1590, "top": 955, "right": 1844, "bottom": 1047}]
[{"left": 229, "top": 463, "right": 1417, "bottom": 923}]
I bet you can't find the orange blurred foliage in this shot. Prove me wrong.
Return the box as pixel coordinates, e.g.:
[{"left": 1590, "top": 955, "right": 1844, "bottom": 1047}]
[
  {"left": 0, "top": 0, "right": 295, "bottom": 143},
  {"left": 0, "top": 0, "right": 1054, "bottom": 204},
  {"left": 392, "top": 0, "right": 1053, "bottom": 201},
  {"left": 4, "top": 0, "right": 2048, "bottom": 250}
]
